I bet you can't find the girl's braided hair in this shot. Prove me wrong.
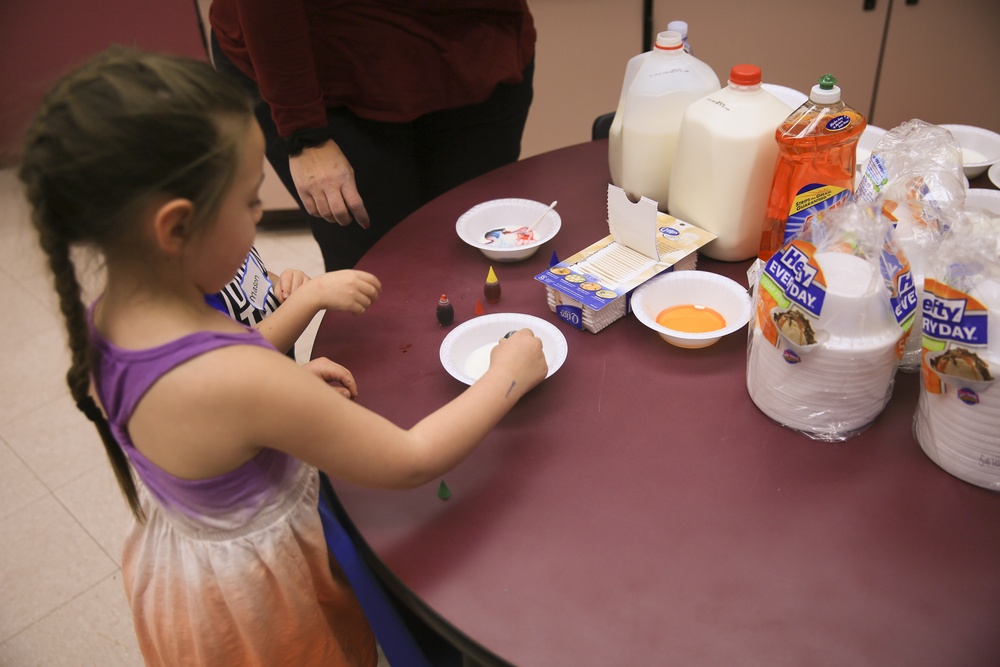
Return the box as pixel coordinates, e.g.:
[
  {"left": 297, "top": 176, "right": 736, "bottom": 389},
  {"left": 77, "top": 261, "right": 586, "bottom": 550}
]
[{"left": 17, "top": 46, "right": 254, "bottom": 520}]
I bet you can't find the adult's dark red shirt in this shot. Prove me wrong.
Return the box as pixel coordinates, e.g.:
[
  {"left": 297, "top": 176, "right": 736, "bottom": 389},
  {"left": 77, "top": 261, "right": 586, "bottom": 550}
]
[{"left": 210, "top": 0, "right": 536, "bottom": 137}]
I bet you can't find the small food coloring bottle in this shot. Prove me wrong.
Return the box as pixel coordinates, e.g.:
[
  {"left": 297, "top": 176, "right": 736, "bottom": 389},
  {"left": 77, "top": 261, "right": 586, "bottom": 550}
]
[
  {"left": 484, "top": 266, "right": 501, "bottom": 304},
  {"left": 436, "top": 294, "right": 454, "bottom": 325}
]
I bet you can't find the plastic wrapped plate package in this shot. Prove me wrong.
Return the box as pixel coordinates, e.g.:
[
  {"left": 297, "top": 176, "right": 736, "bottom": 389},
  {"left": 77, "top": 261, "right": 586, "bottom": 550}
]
[
  {"left": 914, "top": 208, "right": 1000, "bottom": 490},
  {"left": 747, "top": 202, "right": 917, "bottom": 441}
]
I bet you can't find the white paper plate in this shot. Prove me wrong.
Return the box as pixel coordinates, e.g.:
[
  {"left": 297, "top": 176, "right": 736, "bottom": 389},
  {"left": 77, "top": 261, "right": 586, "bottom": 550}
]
[{"left": 439, "top": 312, "right": 568, "bottom": 385}]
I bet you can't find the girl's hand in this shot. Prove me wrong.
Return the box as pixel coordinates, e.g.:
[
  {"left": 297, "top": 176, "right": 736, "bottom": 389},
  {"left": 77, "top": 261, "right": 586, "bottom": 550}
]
[
  {"left": 308, "top": 270, "right": 382, "bottom": 314},
  {"left": 487, "top": 328, "right": 548, "bottom": 393},
  {"left": 275, "top": 269, "right": 311, "bottom": 302},
  {"left": 302, "top": 357, "right": 358, "bottom": 399}
]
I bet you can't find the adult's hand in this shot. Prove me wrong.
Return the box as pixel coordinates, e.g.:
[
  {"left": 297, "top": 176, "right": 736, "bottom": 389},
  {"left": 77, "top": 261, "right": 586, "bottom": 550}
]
[{"left": 289, "top": 140, "right": 371, "bottom": 229}]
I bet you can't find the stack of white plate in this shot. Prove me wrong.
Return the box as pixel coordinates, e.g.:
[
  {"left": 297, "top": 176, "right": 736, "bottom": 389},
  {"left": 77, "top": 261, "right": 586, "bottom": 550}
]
[
  {"left": 748, "top": 328, "right": 901, "bottom": 440},
  {"left": 913, "top": 276, "right": 1000, "bottom": 490},
  {"left": 915, "top": 385, "right": 1000, "bottom": 490},
  {"left": 747, "top": 252, "right": 905, "bottom": 441}
]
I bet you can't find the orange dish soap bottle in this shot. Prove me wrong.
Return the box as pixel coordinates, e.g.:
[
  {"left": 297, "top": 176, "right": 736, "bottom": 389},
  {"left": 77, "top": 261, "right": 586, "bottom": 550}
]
[{"left": 757, "top": 74, "right": 866, "bottom": 261}]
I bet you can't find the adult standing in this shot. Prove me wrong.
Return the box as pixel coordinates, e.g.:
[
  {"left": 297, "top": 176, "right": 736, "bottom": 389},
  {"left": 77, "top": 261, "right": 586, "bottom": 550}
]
[{"left": 210, "top": 0, "right": 536, "bottom": 271}]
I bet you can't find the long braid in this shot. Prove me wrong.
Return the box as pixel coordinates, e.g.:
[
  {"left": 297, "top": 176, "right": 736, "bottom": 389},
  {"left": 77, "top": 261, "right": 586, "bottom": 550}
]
[{"left": 36, "top": 219, "right": 145, "bottom": 520}]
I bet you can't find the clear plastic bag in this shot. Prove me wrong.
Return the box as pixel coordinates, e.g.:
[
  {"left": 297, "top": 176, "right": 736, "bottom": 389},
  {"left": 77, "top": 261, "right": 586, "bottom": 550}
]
[
  {"left": 913, "top": 207, "right": 1000, "bottom": 489},
  {"left": 747, "top": 201, "right": 916, "bottom": 441},
  {"left": 854, "top": 118, "right": 966, "bottom": 371}
]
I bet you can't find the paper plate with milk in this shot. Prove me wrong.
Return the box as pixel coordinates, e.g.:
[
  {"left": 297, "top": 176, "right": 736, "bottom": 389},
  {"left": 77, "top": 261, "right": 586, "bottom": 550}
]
[{"left": 439, "top": 312, "right": 568, "bottom": 385}]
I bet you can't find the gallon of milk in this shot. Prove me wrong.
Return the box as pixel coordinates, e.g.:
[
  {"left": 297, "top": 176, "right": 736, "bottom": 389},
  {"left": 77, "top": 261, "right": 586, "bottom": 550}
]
[
  {"left": 608, "top": 30, "right": 719, "bottom": 209},
  {"left": 668, "top": 64, "right": 793, "bottom": 261}
]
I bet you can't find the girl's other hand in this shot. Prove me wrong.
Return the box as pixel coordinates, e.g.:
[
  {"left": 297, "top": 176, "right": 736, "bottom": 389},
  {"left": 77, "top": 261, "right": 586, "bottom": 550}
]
[{"left": 302, "top": 357, "right": 358, "bottom": 399}]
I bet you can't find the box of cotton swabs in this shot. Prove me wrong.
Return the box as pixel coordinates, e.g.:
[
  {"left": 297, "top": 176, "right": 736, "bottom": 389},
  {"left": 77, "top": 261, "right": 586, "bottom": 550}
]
[{"left": 534, "top": 185, "right": 715, "bottom": 333}]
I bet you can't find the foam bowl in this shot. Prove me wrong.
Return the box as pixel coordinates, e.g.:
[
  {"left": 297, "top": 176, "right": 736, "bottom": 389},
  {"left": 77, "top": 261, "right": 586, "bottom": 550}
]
[
  {"left": 989, "top": 162, "right": 1000, "bottom": 189},
  {"left": 965, "top": 188, "right": 1000, "bottom": 216},
  {"left": 631, "top": 271, "right": 752, "bottom": 349},
  {"left": 456, "top": 198, "right": 561, "bottom": 262},
  {"left": 940, "top": 124, "right": 1000, "bottom": 179},
  {"left": 439, "top": 312, "right": 568, "bottom": 385},
  {"left": 811, "top": 251, "right": 898, "bottom": 340}
]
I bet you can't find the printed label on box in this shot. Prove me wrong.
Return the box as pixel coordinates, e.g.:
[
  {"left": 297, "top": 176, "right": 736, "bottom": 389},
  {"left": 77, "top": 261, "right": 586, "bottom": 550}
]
[{"left": 535, "top": 187, "right": 715, "bottom": 313}]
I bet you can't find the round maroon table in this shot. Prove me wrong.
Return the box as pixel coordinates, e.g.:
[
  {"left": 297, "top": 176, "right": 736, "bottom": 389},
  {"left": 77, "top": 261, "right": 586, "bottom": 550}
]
[{"left": 313, "top": 141, "right": 1000, "bottom": 667}]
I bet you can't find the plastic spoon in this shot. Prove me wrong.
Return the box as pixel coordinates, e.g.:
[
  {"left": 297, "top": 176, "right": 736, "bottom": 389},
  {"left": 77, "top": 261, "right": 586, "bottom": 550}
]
[{"left": 526, "top": 200, "right": 557, "bottom": 234}]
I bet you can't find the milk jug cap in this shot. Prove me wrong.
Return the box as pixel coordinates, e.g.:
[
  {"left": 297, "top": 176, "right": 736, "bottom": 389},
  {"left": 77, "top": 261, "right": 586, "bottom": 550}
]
[
  {"left": 809, "top": 74, "right": 841, "bottom": 104},
  {"left": 654, "top": 31, "right": 685, "bottom": 51},
  {"left": 729, "top": 64, "right": 762, "bottom": 86},
  {"left": 666, "top": 20, "right": 688, "bottom": 39}
]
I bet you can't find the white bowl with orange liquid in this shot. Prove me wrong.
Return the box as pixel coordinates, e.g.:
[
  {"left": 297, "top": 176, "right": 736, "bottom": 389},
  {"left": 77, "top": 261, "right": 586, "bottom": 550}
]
[{"left": 631, "top": 271, "right": 752, "bottom": 348}]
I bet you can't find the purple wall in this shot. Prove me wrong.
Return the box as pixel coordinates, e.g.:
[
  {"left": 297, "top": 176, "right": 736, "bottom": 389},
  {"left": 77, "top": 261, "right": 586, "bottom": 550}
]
[{"left": 0, "top": 1, "right": 208, "bottom": 165}]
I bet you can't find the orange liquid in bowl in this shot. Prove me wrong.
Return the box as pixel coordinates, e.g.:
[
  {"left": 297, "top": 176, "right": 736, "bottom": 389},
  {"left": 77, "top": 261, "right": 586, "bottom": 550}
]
[{"left": 655, "top": 304, "right": 726, "bottom": 333}]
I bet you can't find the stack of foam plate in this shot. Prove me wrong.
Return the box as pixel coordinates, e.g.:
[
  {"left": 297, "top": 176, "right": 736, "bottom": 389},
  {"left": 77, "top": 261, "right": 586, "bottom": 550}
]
[
  {"left": 915, "top": 385, "right": 1000, "bottom": 490},
  {"left": 747, "top": 252, "right": 905, "bottom": 441},
  {"left": 914, "top": 276, "right": 1000, "bottom": 490}
]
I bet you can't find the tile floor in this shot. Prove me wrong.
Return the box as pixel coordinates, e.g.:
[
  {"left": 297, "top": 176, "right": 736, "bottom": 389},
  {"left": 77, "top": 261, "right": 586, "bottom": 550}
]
[{"left": 0, "top": 167, "right": 324, "bottom": 665}]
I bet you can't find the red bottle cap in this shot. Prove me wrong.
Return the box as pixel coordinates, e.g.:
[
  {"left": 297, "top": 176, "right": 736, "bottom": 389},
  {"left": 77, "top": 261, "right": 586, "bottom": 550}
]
[
  {"left": 436, "top": 294, "right": 454, "bottom": 325},
  {"left": 729, "top": 64, "right": 762, "bottom": 86}
]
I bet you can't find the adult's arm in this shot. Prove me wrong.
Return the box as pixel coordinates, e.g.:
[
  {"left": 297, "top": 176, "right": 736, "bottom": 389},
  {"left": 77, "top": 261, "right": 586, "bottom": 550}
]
[{"left": 228, "top": 0, "right": 326, "bottom": 136}]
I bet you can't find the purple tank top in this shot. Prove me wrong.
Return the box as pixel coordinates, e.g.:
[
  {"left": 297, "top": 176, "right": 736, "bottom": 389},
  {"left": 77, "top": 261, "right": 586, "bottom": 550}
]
[{"left": 88, "top": 309, "right": 298, "bottom": 522}]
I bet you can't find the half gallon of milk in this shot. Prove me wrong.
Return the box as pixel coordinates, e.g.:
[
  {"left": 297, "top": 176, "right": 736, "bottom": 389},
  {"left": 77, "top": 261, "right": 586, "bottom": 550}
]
[{"left": 668, "top": 64, "right": 793, "bottom": 261}]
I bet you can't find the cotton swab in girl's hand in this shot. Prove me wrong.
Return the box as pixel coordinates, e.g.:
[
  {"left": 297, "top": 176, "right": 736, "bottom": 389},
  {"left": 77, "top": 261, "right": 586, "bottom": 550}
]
[{"left": 526, "top": 200, "right": 557, "bottom": 234}]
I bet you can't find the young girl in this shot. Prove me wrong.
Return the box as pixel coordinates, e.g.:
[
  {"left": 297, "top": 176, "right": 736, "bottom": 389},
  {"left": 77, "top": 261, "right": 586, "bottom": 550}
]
[{"left": 19, "top": 48, "right": 547, "bottom": 666}]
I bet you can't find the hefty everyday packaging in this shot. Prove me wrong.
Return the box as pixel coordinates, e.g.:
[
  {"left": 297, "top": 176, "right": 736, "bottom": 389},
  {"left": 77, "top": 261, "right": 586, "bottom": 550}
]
[
  {"left": 913, "top": 209, "right": 1000, "bottom": 490},
  {"left": 534, "top": 185, "right": 715, "bottom": 333}
]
